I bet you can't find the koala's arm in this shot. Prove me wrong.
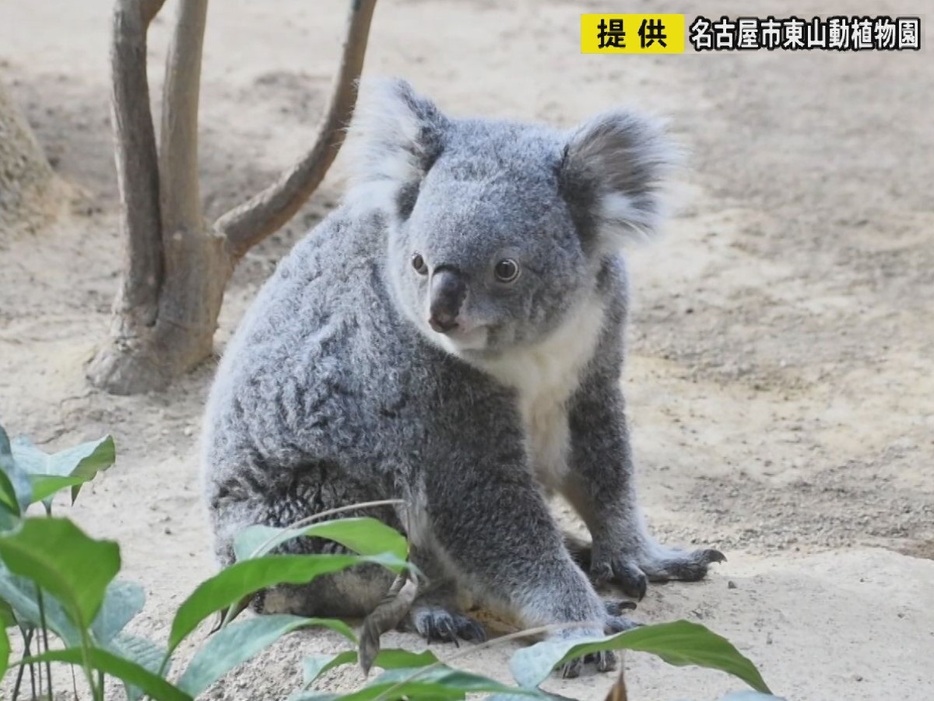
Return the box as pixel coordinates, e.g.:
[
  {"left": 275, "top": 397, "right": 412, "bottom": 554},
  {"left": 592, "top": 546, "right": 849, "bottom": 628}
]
[
  {"left": 563, "top": 355, "right": 647, "bottom": 593},
  {"left": 419, "top": 382, "right": 612, "bottom": 638},
  {"left": 562, "top": 265, "right": 724, "bottom": 598}
]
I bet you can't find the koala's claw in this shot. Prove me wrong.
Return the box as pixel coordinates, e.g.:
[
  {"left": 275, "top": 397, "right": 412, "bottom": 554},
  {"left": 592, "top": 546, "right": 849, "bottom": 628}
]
[
  {"left": 603, "top": 599, "right": 637, "bottom": 617},
  {"left": 560, "top": 650, "right": 618, "bottom": 678},
  {"left": 593, "top": 650, "right": 618, "bottom": 673},
  {"left": 411, "top": 606, "right": 487, "bottom": 645},
  {"left": 606, "top": 613, "right": 640, "bottom": 634},
  {"left": 642, "top": 548, "right": 727, "bottom": 583},
  {"left": 590, "top": 546, "right": 725, "bottom": 600},
  {"left": 436, "top": 617, "right": 458, "bottom": 646},
  {"left": 552, "top": 609, "right": 636, "bottom": 679},
  {"left": 591, "top": 559, "right": 647, "bottom": 600},
  {"left": 617, "top": 565, "right": 648, "bottom": 601}
]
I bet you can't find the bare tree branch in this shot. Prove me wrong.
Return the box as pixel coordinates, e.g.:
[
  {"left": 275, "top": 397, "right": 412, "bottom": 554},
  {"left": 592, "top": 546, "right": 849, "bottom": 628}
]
[
  {"left": 159, "top": 0, "right": 208, "bottom": 240},
  {"left": 92, "top": 0, "right": 374, "bottom": 394},
  {"left": 141, "top": 0, "right": 166, "bottom": 26},
  {"left": 216, "top": 0, "right": 378, "bottom": 260},
  {"left": 108, "top": 0, "right": 166, "bottom": 327},
  {"left": 153, "top": 0, "right": 229, "bottom": 358}
]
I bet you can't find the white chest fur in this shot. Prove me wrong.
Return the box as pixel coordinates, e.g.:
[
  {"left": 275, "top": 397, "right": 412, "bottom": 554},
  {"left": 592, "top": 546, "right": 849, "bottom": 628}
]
[{"left": 481, "top": 298, "right": 607, "bottom": 489}]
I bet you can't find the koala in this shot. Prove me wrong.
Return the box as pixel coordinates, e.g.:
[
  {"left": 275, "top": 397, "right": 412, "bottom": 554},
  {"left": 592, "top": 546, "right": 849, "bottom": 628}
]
[{"left": 200, "top": 77, "right": 723, "bottom": 677}]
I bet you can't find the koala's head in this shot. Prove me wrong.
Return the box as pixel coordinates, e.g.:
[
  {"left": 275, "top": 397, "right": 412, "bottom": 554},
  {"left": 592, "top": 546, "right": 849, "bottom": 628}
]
[{"left": 345, "top": 78, "right": 678, "bottom": 360}]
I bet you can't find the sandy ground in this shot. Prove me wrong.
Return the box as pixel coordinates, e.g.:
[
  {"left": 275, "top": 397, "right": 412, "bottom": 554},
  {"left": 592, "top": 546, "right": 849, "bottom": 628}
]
[{"left": 1, "top": 0, "right": 933, "bottom": 699}]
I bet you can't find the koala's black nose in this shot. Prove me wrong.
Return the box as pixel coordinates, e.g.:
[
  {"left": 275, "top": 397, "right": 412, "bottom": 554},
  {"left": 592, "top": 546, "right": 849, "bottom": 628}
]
[{"left": 428, "top": 269, "right": 466, "bottom": 333}]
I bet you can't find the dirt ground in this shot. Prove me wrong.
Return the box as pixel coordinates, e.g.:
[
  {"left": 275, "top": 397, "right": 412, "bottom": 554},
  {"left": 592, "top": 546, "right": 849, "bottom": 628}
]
[{"left": 1, "top": 0, "right": 932, "bottom": 699}]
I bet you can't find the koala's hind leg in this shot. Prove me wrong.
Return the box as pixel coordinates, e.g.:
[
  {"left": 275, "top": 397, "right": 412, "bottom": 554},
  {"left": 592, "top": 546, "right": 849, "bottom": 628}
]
[
  {"left": 210, "top": 466, "right": 400, "bottom": 619},
  {"left": 258, "top": 562, "right": 396, "bottom": 619}
]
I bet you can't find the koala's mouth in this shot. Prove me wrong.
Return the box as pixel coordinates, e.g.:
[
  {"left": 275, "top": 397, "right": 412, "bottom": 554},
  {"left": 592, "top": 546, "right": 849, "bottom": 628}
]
[{"left": 431, "top": 322, "right": 490, "bottom": 352}]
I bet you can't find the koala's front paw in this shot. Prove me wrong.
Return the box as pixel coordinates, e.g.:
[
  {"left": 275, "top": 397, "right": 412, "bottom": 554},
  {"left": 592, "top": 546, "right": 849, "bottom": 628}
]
[{"left": 591, "top": 546, "right": 726, "bottom": 600}]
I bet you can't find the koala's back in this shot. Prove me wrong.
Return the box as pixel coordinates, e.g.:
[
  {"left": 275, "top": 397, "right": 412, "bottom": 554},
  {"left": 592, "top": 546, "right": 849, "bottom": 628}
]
[{"left": 200, "top": 204, "right": 440, "bottom": 562}]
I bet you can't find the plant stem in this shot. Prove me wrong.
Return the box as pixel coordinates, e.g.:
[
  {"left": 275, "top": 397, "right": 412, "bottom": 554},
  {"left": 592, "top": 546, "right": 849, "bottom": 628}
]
[
  {"left": 79, "top": 625, "right": 103, "bottom": 701},
  {"left": 37, "top": 589, "right": 53, "bottom": 700},
  {"left": 11, "top": 625, "right": 32, "bottom": 700}
]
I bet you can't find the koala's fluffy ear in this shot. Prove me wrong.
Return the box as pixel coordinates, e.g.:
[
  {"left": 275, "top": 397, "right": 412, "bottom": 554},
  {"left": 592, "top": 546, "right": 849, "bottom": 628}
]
[
  {"left": 344, "top": 77, "right": 448, "bottom": 216},
  {"left": 559, "top": 110, "right": 680, "bottom": 252}
]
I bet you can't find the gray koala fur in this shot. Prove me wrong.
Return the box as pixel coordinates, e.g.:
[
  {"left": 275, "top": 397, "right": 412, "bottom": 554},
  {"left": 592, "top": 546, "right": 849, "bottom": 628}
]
[{"left": 200, "top": 77, "right": 723, "bottom": 677}]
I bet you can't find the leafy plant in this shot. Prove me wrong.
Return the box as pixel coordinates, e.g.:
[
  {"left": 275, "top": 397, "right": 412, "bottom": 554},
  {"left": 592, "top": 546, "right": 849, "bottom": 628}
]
[
  {"left": 288, "top": 621, "right": 781, "bottom": 701},
  {"left": 0, "top": 422, "right": 784, "bottom": 700}
]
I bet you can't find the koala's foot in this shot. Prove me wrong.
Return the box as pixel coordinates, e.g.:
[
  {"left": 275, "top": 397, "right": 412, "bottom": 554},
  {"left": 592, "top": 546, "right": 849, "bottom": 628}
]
[
  {"left": 595, "top": 547, "right": 725, "bottom": 600},
  {"left": 408, "top": 604, "right": 487, "bottom": 645},
  {"left": 566, "top": 533, "right": 725, "bottom": 600},
  {"left": 639, "top": 547, "right": 726, "bottom": 583}
]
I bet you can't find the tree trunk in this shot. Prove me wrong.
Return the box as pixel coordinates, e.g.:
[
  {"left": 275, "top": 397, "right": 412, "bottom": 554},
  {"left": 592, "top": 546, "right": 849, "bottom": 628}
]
[
  {"left": 88, "top": 0, "right": 377, "bottom": 395},
  {"left": 0, "top": 78, "right": 58, "bottom": 233},
  {"left": 88, "top": 0, "right": 226, "bottom": 394}
]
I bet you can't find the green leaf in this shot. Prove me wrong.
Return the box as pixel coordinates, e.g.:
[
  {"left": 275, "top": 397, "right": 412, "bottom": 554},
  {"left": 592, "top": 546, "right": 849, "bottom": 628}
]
[
  {"left": 335, "top": 667, "right": 550, "bottom": 700},
  {"left": 10, "top": 434, "right": 115, "bottom": 506},
  {"left": 368, "top": 648, "right": 440, "bottom": 671},
  {"left": 62, "top": 435, "right": 116, "bottom": 503},
  {"left": 0, "top": 470, "right": 19, "bottom": 518},
  {"left": 509, "top": 620, "right": 771, "bottom": 694},
  {"left": 0, "top": 563, "right": 79, "bottom": 644},
  {"left": 21, "top": 646, "right": 192, "bottom": 701},
  {"left": 484, "top": 696, "right": 564, "bottom": 701},
  {"left": 107, "top": 632, "right": 172, "bottom": 701},
  {"left": 28, "top": 475, "right": 88, "bottom": 505},
  {"left": 0, "top": 516, "right": 120, "bottom": 630},
  {"left": 0, "top": 621, "right": 8, "bottom": 682},
  {"left": 234, "top": 517, "right": 409, "bottom": 563},
  {"left": 178, "top": 614, "right": 344, "bottom": 696},
  {"left": 92, "top": 578, "right": 146, "bottom": 645},
  {"left": 0, "top": 506, "right": 17, "bottom": 532},
  {"left": 0, "top": 425, "right": 32, "bottom": 513},
  {"left": 719, "top": 693, "right": 787, "bottom": 701},
  {"left": 168, "top": 553, "right": 408, "bottom": 652},
  {"left": 0, "top": 597, "right": 15, "bottom": 628},
  {"left": 0, "top": 425, "right": 14, "bottom": 474},
  {"left": 301, "top": 650, "right": 359, "bottom": 687},
  {"left": 300, "top": 647, "right": 438, "bottom": 688},
  {"left": 0, "top": 473, "right": 18, "bottom": 531},
  {"left": 0, "top": 426, "right": 11, "bottom": 465},
  {"left": 485, "top": 695, "right": 570, "bottom": 701}
]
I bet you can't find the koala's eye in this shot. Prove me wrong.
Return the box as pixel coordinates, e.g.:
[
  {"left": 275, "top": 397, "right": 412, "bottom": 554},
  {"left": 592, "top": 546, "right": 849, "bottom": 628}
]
[
  {"left": 411, "top": 253, "right": 428, "bottom": 276},
  {"left": 494, "top": 259, "right": 520, "bottom": 283}
]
